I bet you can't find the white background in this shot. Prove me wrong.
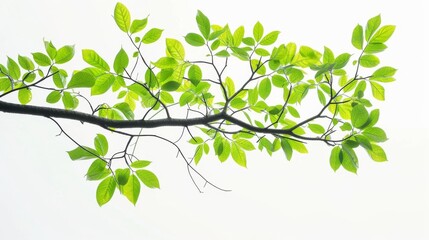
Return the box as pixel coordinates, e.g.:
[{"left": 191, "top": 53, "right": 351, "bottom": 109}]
[{"left": 0, "top": 0, "right": 428, "bottom": 239}]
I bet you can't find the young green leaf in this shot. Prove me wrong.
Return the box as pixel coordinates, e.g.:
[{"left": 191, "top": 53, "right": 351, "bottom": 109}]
[
  {"left": 351, "top": 24, "right": 364, "bottom": 49},
  {"left": 115, "top": 168, "right": 130, "bottom": 186},
  {"left": 365, "top": 15, "right": 381, "bottom": 41},
  {"left": 258, "top": 77, "right": 271, "bottom": 99},
  {"left": 360, "top": 54, "right": 380, "bottom": 68},
  {"left": 253, "top": 21, "right": 264, "bottom": 42},
  {"left": 32, "top": 52, "right": 51, "bottom": 66},
  {"left": 113, "top": 102, "right": 134, "bottom": 120},
  {"left": 341, "top": 146, "right": 358, "bottom": 174},
  {"left": 185, "top": 33, "right": 206, "bottom": 46},
  {"left": 7, "top": 57, "right": 20, "bottom": 79},
  {"left": 188, "top": 65, "right": 202, "bottom": 86},
  {"left": 260, "top": 31, "right": 280, "bottom": 46},
  {"left": 235, "top": 139, "right": 255, "bottom": 151},
  {"left": 329, "top": 146, "right": 342, "bottom": 171},
  {"left": 166, "top": 38, "right": 185, "bottom": 60},
  {"left": 113, "top": 48, "right": 129, "bottom": 74},
  {"left": 114, "top": 2, "right": 131, "bottom": 33},
  {"left": 136, "top": 169, "right": 160, "bottom": 189},
  {"left": 161, "top": 81, "right": 181, "bottom": 91},
  {"left": 370, "top": 25, "right": 395, "bottom": 43},
  {"left": 370, "top": 81, "right": 385, "bottom": 100},
  {"left": 86, "top": 159, "right": 110, "bottom": 181},
  {"left": 142, "top": 28, "right": 163, "bottom": 44},
  {"left": 67, "top": 146, "right": 98, "bottom": 160},
  {"left": 367, "top": 144, "right": 387, "bottom": 162},
  {"left": 46, "top": 90, "right": 62, "bottom": 104},
  {"left": 91, "top": 74, "right": 115, "bottom": 95},
  {"left": 196, "top": 10, "right": 211, "bottom": 39},
  {"left": 363, "top": 127, "right": 387, "bottom": 142},
  {"left": 67, "top": 71, "right": 96, "bottom": 88},
  {"left": 280, "top": 139, "right": 293, "bottom": 161},
  {"left": 44, "top": 41, "right": 57, "bottom": 59},
  {"left": 94, "top": 134, "right": 108, "bottom": 156},
  {"left": 308, "top": 124, "right": 325, "bottom": 134},
  {"left": 18, "top": 88, "right": 31, "bottom": 104},
  {"left": 82, "top": 49, "right": 110, "bottom": 71},
  {"left": 18, "top": 55, "right": 35, "bottom": 71},
  {"left": 96, "top": 176, "right": 116, "bottom": 206},
  {"left": 333, "top": 53, "right": 351, "bottom": 69},
  {"left": 130, "top": 18, "right": 148, "bottom": 34},
  {"left": 231, "top": 142, "right": 247, "bottom": 167},
  {"left": 55, "top": 45, "right": 75, "bottom": 64},
  {"left": 351, "top": 104, "right": 369, "bottom": 129},
  {"left": 131, "top": 160, "right": 151, "bottom": 168},
  {"left": 123, "top": 175, "right": 141, "bottom": 205}
]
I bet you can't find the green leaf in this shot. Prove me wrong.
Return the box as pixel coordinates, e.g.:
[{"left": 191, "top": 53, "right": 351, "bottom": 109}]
[
  {"left": 142, "top": 28, "right": 163, "bottom": 44},
  {"left": 255, "top": 48, "right": 270, "bottom": 57},
  {"left": 370, "top": 81, "right": 385, "bottom": 100},
  {"left": 194, "top": 145, "right": 204, "bottom": 164},
  {"left": 161, "top": 81, "right": 181, "bottom": 91},
  {"left": 260, "top": 31, "right": 280, "bottom": 46},
  {"left": 67, "top": 146, "right": 98, "bottom": 160},
  {"left": 235, "top": 139, "right": 255, "bottom": 151},
  {"left": 67, "top": 71, "right": 96, "bottom": 88},
  {"left": 364, "top": 43, "right": 387, "bottom": 54},
  {"left": 18, "top": 88, "right": 31, "bottom": 104},
  {"left": 82, "top": 49, "right": 110, "bottom": 71},
  {"left": 365, "top": 109, "right": 380, "bottom": 128},
  {"left": 351, "top": 104, "right": 369, "bottom": 129},
  {"left": 113, "top": 102, "right": 134, "bottom": 120},
  {"left": 196, "top": 10, "right": 211, "bottom": 39},
  {"left": 115, "top": 168, "right": 130, "bottom": 186},
  {"left": 185, "top": 33, "right": 206, "bottom": 46},
  {"left": 153, "top": 57, "right": 177, "bottom": 69},
  {"left": 280, "top": 139, "right": 293, "bottom": 160},
  {"left": 372, "top": 66, "right": 397, "bottom": 78},
  {"left": 86, "top": 159, "right": 110, "bottom": 181},
  {"left": 258, "top": 77, "right": 271, "bottom": 99},
  {"left": 367, "top": 144, "right": 387, "bottom": 162},
  {"left": 365, "top": 15, "right": 381, "bottom": 41},
  {"left": 91, "top": 74, "right": 115, "bottom": 95},
  {"left": 114, "top": 2, "right": 131, "bottom": 33},
  {"left": 289, "top": 141, "right": 308, "bottom": 154},
  {"left": 360, "top": 54, "right": 379, "bottom": 68},
  {"left": 7, "top": 57, "right": 21, "bottom": 79},
  {"left": 94, "top": 134, "right": 108, "bottom": 156},
  {"left": 136, "top": 169, "right": 160, "bottom": 189},
  {"left": 166, "top": 38, "right": 185, "bottom": 60},
  {"left": 46, "top": 90, "right": 62, "bottom": 104},
  {"left": 253, "top": 21, "right": 264, "bottom": 42},
  {"left": 188, "top": 65, "right": 202, "bottom": 86},
  {"left": 44, "top": 41, "right": 57, "bottom": 59},
  {"left": 123, "top": 175, "right": 141, "bottom": 205},
  {"left": 32, "top": 52, "right": 51, "bottom": 66},
  {"left": 18, "top": 55, "right": 35, "bottom": 71},
  {"left": 96, "top": 176, "right": 116, "bottom": 206},
  {"left": 323, "top": 46, "right": 335, "bottom": 64},
  {"left": 308, "top": 124, "right": 325, "bottom": 134},
  {"left": 189, "top": 137, "right": 204, "bottom": 145},
  {"left": 333, "top": 53, "right": 351, "bottom": 69},
  {"left": 130, "top": 18, "right": 148, "bottom": 34},
  {"left": 242, "top": 37, "right": 255, "bottom": 46},
  {"left": 329, "top": 146, "right": 342, "bottom": 171},
  {"left": 370, "top": 25, "right": 395, "bottom": 43},
  {"left": 62, "top": 92, "right": 76, "bottom": 109},
  {"left": 363, "top": 127, "right": 387, "bottom": 142},
  {"left": 341, "top": 146, "right": 358, "bottom": 173},
  {"left": 230, "top": 98, "right": 247, "bottom": 109},
  {"left": 352, "top": 24, "right": 364, "bottom": 49},
  {"left": 55, "top": 45, "right": 75, "bottom": 64},
  {"left": 231, "top": 142, "right": 247, "bottom": 167},
  {"left": 131, "top": 160, "right": 151, "bottom": 168},
  {"left": 113, "top": 48, "right": 129, "bottom": 74}
]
